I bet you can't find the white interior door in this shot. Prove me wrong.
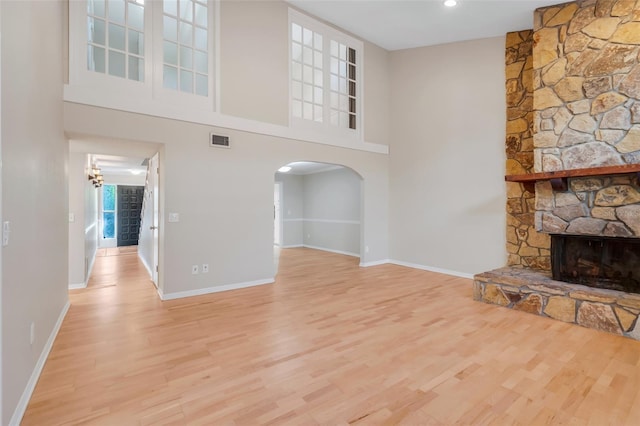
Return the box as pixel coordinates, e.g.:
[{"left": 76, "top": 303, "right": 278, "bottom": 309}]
[{"left": 274, "top": 182, "right": 282, "bottom": 246}]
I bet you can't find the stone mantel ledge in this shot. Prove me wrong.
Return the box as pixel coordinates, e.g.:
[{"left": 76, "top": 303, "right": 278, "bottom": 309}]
[{"left": 473, "top": 267, "right": 640, "bottom": 340}]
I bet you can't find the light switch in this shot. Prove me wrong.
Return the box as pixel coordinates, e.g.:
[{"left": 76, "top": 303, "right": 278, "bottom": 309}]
[
  {"left": 168, "top": 213, "right": 180, "bottom": 223},
  {"left": 2, "top": 221, "right": 10, "bottom": 247},
  {"left": 69, "top": 213, "right": 75, "bottom": 223}
]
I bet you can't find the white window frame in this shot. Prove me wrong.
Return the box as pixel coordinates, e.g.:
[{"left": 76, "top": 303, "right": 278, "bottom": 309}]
[
  {"left": 288, "top": 8, "right": 363, "bottom": 140},
  {"left": 68, "top": 0, "right": 217, "bottom": 113}
]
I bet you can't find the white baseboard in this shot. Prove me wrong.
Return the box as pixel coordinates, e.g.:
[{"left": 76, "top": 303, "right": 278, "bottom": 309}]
[
  {"left": 359, "top": 259, "right": 390, "bottom": 267},
  {"left": 68, "top": 248, "right": 97, "bottom": 290},
  {"left": 139, "top": 251, "right": 153, "bottom": 280},
  {"left": 388, "top": 259, "right": 474, "bottom": 280},
  {"left": 281, "top": 244, "right": 303, "bottom": 249},
  {"left": 68, "top": 282, "right": 87, "bottom": 290},
  {"left": 160, "top": 278, "right": 275, "bottom": 301},
  {"left": 302, "top": 244, "right": 360, "bottom": 258},
  {"left": 9, "top": 301, "right": 71, "bottom": 426}
]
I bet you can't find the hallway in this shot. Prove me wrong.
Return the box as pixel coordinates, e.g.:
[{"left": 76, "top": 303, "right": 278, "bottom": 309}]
[{"left": 21, "top": 248, "right": 640, "bottom": 424}]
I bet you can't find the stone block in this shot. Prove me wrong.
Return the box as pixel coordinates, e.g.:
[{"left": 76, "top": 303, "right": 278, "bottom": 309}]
[
  {"left": 564, "top": 33, "right": 591, "bottom": 54},
  {"left": 561, "top": 142, "right": 624, "bottom": 169},
  {"left": 569, "top": 290, "right": 617, "bottom": 304},
  {"left": 595, "top": 0, "right": 615, "bottom": 18},
  {"left": 554, "top": 107, "right": 573, "bottom": 135},
  {"left": 525, "top": 283, "right": 566, "bottom": 296},
  {"left": 595, "top": 185, "right": 640, "bottom": 206},
  {"left": 542, "top": 154, "right": 563, "bottom": 171},
  {"left": 555, "top": 77, "right": 585, "bottom": 102},
  {"left": 519, "top": 244, "right": 539, "bottom": 257},
  {"left": 533, "top": 28, "right": 559, "bottom": 69},
  {"left": 582, "top": 17, "right": 620, "bottom": 39},
  {"left": 568, "top": 5, "right": 596, "bottom": 34},
  {"left": 611, "top": 22, "right": 640, "bottom": 44},
  {"left": 566, "top": 217, "right": 608, "bottom": 234},
  {"left": 585, "top": 45, "right": 637, "bottom": 77},
  {"left": 591, "top": 206, "right": 616, "bottom": 220},
  {"left": 555, "top": 192, "right": 582, "bottom": 207},
  {"left": 568, "top": 113, "right": 597, "bottom": 133},
  {"left": 514, "top": 294, "right": 543, "bottom": 314},
  {"left": 615, "top": 125, "right": 640, "bottom": 154},
  {"left": 595, "top": 129, "right": 625, "bottom": 144},
  {"left": 553, "top": 204, "right": 589, "bottom": 221},
  {"left": 558, "top": 128, "right": 594, "bottom": 147},
  {"left": 544, "top": 296, "right": 576, "bottom": 322},
  {"left": 483, "top": 284, "right": 509, "bottom": 306},
  {"left": 567, "top": 99, "right": 591, "bottom": 114},
  {"left": 616, "top": 205, "right": 640, "bottom": 235},
  {"left": 577, "top": 302, "right": 622, "bottom": 335},
  {"left": 541, "top": 212, "right": 568, "bottom": 233},
  {"left": 603, "top": 221, "right": 634, "bottom": 237},
  {"left": 534, "top": 88, "right": 563, "bottom": 110},
  {"left": 570, "top": 178, "right": 604, "bottom": 192},
  {"left": 506, "top": 61, "right": 525, "bottom": 80},
  {"left": 527, "top": 230, "right": 550, "bottom": 249},
  {"left": 601, "top": 106, "right": 631, "bottom": 130},
  {"left": 547, "top": 3, "right": 579, "bottom": 26},
  {"left": 542, "top": 58, "right": 568, "bottom": 86},
  {"left": 631, "top": 103, "right": 640, "bottom": 124},
  {"left": 535, "top": 131, "right": 559, "bottom": 148},
  {"left": 583, "top": 76, "right": 612, "bottom": 98},
  {"left": 618, "top": 295, "right": 640, "bottom": 310},
  {"left": 472, "top": 281, "right": 483, "bottom": 301},
  {"left": 591, "top": 92, "right": 628, "bottom": 115},
  {"left": 611, "top": 0, "right": 636, "bottom": 16}
]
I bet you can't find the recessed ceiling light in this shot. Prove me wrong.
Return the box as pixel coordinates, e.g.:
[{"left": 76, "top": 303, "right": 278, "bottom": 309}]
[
  {"left": 278, "top": 166, "right": 292, "bottom": 173},
  {"left": 130, "top": 169, "right": 143, "bottom": 175},
  {"left": 444, "top": 0, "right": 457, "bottom": 7}
]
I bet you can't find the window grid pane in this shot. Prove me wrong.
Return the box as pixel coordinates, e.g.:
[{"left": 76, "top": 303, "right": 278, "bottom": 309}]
[
  {"left": 163, "top": 0, "right": 209, "bottom": 96},
  {"left": 291, "top": 23, "right": 323, "bottom": 123},
  {"left": 87, "top": 0, "right": 145, "bottom": 81},
  {"left": 329, "top": 41, "right": 356, "bottom": 130}
]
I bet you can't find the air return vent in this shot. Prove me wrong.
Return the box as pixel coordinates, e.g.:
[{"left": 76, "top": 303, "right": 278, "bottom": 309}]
[{"left": 210, "top": 133, "right": 230, "bottom": 148}]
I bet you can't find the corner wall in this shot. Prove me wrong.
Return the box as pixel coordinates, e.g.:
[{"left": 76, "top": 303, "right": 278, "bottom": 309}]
[
  {"left": 389, "top": 37, "right": 507, "bottom": 276},
  {"left": 1, "top": 1, "right": 69, "bottom": 423}
]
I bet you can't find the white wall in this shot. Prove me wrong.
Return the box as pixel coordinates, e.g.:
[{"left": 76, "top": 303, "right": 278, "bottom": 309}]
[
  {"left": 388, "top": 37, "right": 507, "bottom": 276},
  {"left": 218, "top": 1, "right": 390, "bottom": 146},
  {"left": 64, "top": 103, "right": 389, "bottom": 299},
  {"left": 68, "top": 153, "right": 98, "bottom": 288},
  {"left": 276, "top": 172, "right": 304, "bottom": 247},
  {"left": 303, "top": 168, "right": 361, "bottom": 256},
  {"left": 1, "top": 1, "right": 68, "bottom": 423}
]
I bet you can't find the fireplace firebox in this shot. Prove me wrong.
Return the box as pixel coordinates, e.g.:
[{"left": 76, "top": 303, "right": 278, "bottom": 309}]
[{"left": 551, "top": 235, "right": 640, "bottom": 294}]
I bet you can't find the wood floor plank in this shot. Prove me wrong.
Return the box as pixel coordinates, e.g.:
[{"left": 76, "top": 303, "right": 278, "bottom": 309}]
[{"left": 21, "top": 247, "right": 640, "bottom": 425}]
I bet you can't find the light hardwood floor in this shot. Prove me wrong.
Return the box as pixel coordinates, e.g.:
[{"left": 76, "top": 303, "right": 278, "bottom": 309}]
[{"left": 22, "top": 248, "right": 640, "bottom": 425}]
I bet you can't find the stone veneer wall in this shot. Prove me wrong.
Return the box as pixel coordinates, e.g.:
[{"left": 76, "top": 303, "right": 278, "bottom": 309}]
[
  {"left": 506, "top": 31, "right": 551, "bottom": 269},
  {"left": 533, "top": 0, "right": 640, "bottom": 237}
]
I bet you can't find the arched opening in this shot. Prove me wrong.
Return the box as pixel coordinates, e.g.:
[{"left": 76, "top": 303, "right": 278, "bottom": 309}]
[{"left": 273, "top": 161, "right": 363, "bottom": 271}]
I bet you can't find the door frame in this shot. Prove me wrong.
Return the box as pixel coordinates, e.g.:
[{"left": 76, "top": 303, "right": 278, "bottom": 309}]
[{"left": 274, "top": 182, "right": 283, "bottom": 246}]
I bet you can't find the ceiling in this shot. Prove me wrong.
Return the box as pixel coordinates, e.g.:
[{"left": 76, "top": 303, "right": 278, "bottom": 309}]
[
  {"left": 287, "top": 0, "right": 563, "bottom": 51},
  {"left": 281, "top": 161, "right": 344, "bottom": 175},
  {"left": 93, "top": 154, "right": 147, "bottom": 177}
]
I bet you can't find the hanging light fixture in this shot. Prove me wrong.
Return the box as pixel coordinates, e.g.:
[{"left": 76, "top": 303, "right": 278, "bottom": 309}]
[{"left": 88, "top": 164, "right": 104, "bottom": 188}]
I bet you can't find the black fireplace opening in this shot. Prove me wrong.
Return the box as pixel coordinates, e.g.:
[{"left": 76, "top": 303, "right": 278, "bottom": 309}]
[{"left": 551, "top": 234, "right": 640, "bottom": 294}]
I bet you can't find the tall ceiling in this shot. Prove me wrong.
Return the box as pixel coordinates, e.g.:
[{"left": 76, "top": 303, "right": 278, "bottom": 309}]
[{"left": 287, "top": 0, "right": 563, "bottom": 51}]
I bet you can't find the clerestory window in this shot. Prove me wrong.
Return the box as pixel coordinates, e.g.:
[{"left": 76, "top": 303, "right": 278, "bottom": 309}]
[{"left": 289, "top": 9, "right": 362, "bottom": 135}]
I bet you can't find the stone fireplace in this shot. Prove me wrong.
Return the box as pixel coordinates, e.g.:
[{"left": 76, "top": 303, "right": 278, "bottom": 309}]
[{"left": 474, "top": 0, "right": 640, "bottom": 339}]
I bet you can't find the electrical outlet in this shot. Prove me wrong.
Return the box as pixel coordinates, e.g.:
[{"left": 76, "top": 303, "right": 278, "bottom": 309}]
[
  {"left": 365, "top": 246, "right": 370, "bottom": 253},
  {"left": 202, "top": 264, "right": 209, "bottom": 273},
  {"left": 191, "top": 264, "right": 199, "bottom": 274},
  {"left": 2, "top": 221, "right": 10, "bottom": 247}
]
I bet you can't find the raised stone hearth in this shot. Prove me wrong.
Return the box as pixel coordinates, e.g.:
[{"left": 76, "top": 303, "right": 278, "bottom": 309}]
[{"left": 474, "top": 267, "right": 640, "bottom": 339}]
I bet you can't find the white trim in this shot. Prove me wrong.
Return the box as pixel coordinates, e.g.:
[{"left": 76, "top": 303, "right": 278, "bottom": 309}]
[
  {"left": 302, "top": 244, "right": 359, "bottom": 258},
  {"left": 160, "top": 278, "right": 274, "bottom": 301},
  {"left": 9, "top": 301, "right": 71, "bottom": 426},
  {"left": 139, "top": 249, "right": 154, "bottom": 280},
  {"left": 68, "top": 248, "right": 97, "bottom": 290},
  {"left": 68, "top": 282, "right": 87, "bottom": 290},
  {"left": 282, "top": 244, "right": 303, "bottom": 249},
  {"left": 388, "top": 259, "right": 474, "bottom": 280},
  {"left": 64, "top": 92, "right": 389, "bottom": 154},
  {"left": 359, "top": 259, "right": 390, "bottom": 267},
  {"left": 283, "top": 218, "right": 360, "bottom": 224}
]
